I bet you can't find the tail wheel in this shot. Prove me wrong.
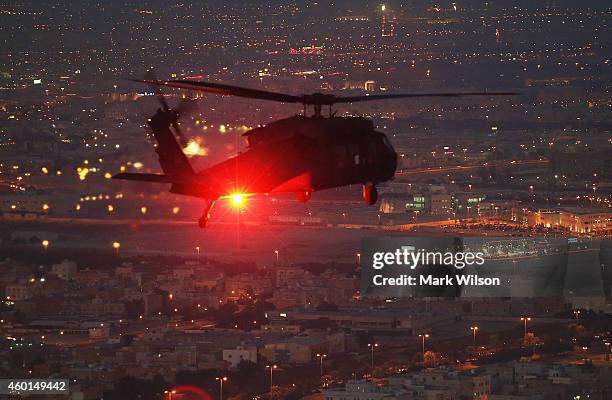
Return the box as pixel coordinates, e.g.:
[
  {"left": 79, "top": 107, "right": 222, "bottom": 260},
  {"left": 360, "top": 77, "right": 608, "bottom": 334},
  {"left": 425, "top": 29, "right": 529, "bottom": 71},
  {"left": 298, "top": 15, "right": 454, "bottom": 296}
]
[
  {"left": 198, "top": 215, "right": 208, "bottom": 228},
  {"left": 362, "top": 183, "right": 378, "bottom": 206},
  {"left": 296, "top": 190, "right": 312, "bottom": 203}
]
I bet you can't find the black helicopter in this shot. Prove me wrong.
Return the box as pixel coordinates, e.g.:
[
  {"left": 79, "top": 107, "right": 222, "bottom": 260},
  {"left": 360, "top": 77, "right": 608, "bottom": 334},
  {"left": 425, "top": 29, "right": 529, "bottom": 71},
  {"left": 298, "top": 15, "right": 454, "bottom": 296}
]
[{"left": 114, "top": 77, "right": 514, "bottom": 227}]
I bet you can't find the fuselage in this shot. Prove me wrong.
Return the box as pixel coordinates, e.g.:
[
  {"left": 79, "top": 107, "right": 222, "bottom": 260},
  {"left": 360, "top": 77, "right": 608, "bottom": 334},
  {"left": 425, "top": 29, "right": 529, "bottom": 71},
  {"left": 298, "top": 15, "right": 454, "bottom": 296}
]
[{"left": 174, "top": 115, "right": 398, "bottom": 199}]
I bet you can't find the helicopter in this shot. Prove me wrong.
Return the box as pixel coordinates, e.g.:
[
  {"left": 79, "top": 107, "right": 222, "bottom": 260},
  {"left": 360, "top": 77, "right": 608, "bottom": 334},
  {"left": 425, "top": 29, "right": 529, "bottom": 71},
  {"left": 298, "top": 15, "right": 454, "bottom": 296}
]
[{"left": 114, "top": 77, "right": 514, "bottom": 228}]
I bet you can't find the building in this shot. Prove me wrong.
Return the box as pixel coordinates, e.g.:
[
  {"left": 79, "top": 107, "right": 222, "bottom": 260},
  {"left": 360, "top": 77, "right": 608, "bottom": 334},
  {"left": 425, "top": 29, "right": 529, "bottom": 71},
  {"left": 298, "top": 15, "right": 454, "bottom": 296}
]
[
  {"left": 5, "top": 284, "right": 31, "bottom": 301},
  {"left": 410, "top": 369, "right": 490, "bottom": 400},
  {"left": 88, "top": 325, "right": 110, "bottom": 339},
  {"left": 266, "top": 309, "right": 455, "bottom": 335},
  {"left": 222, "top": 345, "right": 258, "bottom": 368},
  {"left": 431, "top": 194, "right": 453, "bottom": 215},
  {"left": 452, "top": 193, "right": 486, "bottom": 217},
  {"left": 260, "top": 333, "right": 345, "bottom": 364},
  {"left": 51, "top": 260, "right": 78, "bottom": 281},
  {"left": 225, "top": 273, "right": 273, "bottom": 296},
  {"left": 324, "top": 380, "right": 400, "bottom": 400},
  {"left": 276, "top": 265, "right": 308, "bottom": 287},
  {"left": 379, "top": 192, "right": 482, "bottom": 217},
  {"left": 326, "top": 368, "right": 490, "bottom": 400},
  {"left": 525, "top": 208, "right": 611, "bottom": 233}
]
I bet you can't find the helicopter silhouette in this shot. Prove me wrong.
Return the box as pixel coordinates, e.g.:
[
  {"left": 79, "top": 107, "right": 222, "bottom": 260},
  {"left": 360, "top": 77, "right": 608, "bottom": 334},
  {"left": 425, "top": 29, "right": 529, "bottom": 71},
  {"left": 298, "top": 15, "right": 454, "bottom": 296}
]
[{"left": 114, "top": 76, "right": 514, "bottom": 228}]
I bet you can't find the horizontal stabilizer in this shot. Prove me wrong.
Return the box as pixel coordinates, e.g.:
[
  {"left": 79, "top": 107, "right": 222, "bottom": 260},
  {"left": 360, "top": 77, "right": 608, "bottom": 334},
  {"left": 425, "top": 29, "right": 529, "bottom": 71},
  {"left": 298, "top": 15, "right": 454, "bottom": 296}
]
[{"left": 112, "top": 173, "right": 194, "bottom": 185}]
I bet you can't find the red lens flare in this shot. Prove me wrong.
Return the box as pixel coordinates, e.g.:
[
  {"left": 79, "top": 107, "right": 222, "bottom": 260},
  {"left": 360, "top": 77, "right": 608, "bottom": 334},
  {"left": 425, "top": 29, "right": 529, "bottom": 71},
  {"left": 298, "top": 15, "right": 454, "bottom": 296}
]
[
  {"left": 165, "top": 385, "right": 212, "bottom": 400},
  {"left": 230, "top": 194, "right": 245, "bottom": 207},
  {"left": 220, "top": 193, "right": 253, "bottom": 209}
]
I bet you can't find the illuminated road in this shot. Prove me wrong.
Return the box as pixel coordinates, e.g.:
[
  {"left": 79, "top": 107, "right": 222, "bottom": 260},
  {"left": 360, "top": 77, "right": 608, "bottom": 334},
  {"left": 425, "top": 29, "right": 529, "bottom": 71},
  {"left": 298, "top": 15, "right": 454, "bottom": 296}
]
[{"left": 396, "top": 159, "right": 548, "bottom": 176}]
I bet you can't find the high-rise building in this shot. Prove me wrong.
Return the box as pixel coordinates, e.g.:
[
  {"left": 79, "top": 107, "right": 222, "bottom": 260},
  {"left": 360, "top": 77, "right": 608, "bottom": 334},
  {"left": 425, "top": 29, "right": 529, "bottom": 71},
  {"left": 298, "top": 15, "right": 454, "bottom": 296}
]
[{"left": 380, "top": 5, "right": 396, "bottom": 37}]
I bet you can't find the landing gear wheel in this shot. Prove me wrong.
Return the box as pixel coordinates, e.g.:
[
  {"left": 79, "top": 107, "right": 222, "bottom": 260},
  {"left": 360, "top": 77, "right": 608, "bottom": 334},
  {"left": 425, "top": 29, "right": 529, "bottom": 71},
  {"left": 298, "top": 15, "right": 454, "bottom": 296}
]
[
  {"left": 362, "top": 183, "right": 378, "bottom": 206},
  {"left": 296, "top": 191, "right": 312, "bottom": 203},
  {"left": 198, "top": 215, "right": 208, "bottom": 229}
]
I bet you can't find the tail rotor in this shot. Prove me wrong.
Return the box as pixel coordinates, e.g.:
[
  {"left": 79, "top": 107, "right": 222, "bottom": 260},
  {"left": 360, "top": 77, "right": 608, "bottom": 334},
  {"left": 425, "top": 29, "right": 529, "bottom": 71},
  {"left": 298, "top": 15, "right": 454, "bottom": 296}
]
[{"left": 142, "top": 70, "right": 189, "bottom": 148}]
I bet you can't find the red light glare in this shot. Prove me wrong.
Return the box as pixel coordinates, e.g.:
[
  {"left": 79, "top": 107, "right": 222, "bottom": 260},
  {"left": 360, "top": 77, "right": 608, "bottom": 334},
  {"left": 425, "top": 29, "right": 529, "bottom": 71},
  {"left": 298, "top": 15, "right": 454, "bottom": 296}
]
[
  {"left": 165, "top": 385, "right": 211, "bottom": 400},
  {"left": 231, "top": 194, "right": 245, "bottom": 207}
]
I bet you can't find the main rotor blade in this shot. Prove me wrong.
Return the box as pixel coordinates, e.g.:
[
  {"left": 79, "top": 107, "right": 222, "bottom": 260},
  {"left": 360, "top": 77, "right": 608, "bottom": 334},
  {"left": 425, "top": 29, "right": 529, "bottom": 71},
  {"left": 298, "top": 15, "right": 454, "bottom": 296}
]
[
  {"left": 131, "top": 78, "right": 517, "bottom": 106},
  {"left": 133, "top": 79, "right": 303, "bottom": 104},
  {"left": 335, "top": 92, "right": 518, "bottom": 103}
]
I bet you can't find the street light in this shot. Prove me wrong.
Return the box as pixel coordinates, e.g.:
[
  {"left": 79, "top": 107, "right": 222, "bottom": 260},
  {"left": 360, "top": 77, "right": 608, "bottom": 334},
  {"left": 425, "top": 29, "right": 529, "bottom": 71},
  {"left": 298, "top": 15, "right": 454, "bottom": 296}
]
[
  {"left": 196, "top": 246, "right": 200, "bottom": 265},
  {"left": 356, "top": 253, "right": 361, "bottom": 267},
  {"left": 274, "top": 250, "right": 279, "bottom": 263},
  {"left": 520, "top": 317, "right": 531, "bottom": 336},
  {"left": 367, "top": 343, "right": 378, "bottom": 369},
  {"left": 215, "top": 376, "right": 228, "bottom": 400},
  {"left": 316, "top": 353, "right": 327, "bottom": 378},
  {"left": 41, "top": 239, "right": 49, "bottom": 250},
  {"left": 112, "top": 241, "right": 120, "bottom": 255},
  {"left": 266, "top": 364, "right": 278, "bottom": 392},
  {"left": 418, "top": 334, "right": 430, "bottom": 356},
  {"left": 470, "top": 326, "right": 479, "bottom": 346}
]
